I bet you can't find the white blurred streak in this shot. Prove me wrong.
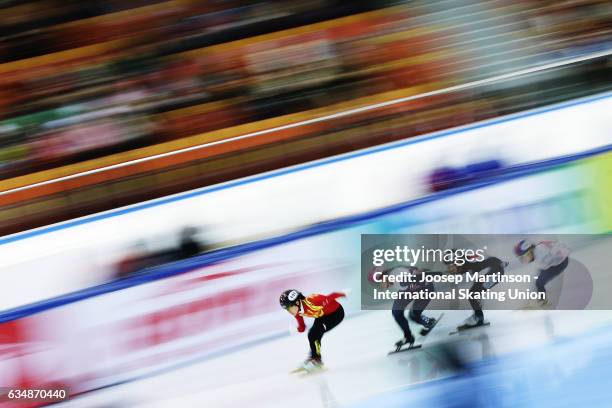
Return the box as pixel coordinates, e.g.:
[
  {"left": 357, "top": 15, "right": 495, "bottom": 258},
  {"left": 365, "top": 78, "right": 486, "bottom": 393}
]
[{"left": 1, "top": 48, "right": 610, "bottom": 197}]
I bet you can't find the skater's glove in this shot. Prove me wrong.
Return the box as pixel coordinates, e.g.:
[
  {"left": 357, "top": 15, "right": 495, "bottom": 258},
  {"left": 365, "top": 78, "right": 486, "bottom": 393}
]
[{"left": 289, "top": 325, "right": 304, "bottom": 336}]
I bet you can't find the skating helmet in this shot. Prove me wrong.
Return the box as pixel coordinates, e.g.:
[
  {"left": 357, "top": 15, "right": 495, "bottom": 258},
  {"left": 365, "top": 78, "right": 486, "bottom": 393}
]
[
  {"left": 279, "top": 289, "right": 304, "bottom": 309},
  {"left": 514, "top": 239, "right": 535, "bottom": 257}
]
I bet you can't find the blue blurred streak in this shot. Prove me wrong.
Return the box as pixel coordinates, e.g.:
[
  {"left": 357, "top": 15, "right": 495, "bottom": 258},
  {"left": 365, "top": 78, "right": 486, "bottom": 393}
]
[{"left": 349, "top": 324, "right": 612, "bottom": 408}]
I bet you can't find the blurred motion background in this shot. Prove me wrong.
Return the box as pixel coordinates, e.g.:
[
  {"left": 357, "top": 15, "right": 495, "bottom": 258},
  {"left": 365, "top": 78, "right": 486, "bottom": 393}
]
[
  {"left": 1, "top": 0, "right": 611, "bottom": 233},
  {"left": 0, "top": 0, "right": 611, "bottom": 407}
]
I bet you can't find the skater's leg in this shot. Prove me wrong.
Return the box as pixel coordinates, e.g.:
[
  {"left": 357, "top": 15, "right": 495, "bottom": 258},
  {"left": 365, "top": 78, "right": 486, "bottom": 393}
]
[
  {"left": 409, "top": 282, "right": 435, "bottom": 325},
  {"left": 307, "top": 306, "right": 345, "bottom": 360},
  {"left": 392, "top": 298, "right": 413, "bottom": 340},
  {"left": 408, "top": 299, "right": 431, "bottom": 324},
  {"left": 468, "top": 282, "right": 485, "bottom": 322},
  {"left": 308, "top": 320, "right": 325, "bottom": 359},
  {"left": 536, "top": 257, "right": 569, "bottom": 294}
]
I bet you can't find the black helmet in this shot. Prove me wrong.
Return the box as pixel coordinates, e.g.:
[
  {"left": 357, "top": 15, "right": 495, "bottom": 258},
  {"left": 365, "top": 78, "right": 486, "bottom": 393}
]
[{"left": 279, "top": 289, "right": 304, "bottom": 308}]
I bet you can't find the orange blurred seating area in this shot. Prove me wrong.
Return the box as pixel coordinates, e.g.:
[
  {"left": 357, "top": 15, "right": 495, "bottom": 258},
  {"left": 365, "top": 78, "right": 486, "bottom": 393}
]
[{"left": 0, "top": 0, "right": 610, "bottom": 234}]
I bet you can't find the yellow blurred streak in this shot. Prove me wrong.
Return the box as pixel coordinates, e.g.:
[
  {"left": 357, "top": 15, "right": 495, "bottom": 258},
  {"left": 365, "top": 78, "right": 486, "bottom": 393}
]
[
  {"left": 159, "top": 99, "right": 241, "bottom": 121},
  {"left": 585, "top": 151, "right": 612, "bottom": 232},
  {"left": 353, "top": 50, "right": 454, "bottom": 78}
]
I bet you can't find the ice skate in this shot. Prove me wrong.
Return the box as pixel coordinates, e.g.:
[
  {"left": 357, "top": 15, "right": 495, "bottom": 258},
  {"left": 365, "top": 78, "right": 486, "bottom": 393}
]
[
  {"left": 291, "top": 357, "right": 323, "bottom": 374},
  {"left": 390, "top": 333, "right": 417, "bottom": 353},
  {"left": 456, "top": 314, "right": 486, "bottom": 331},
  {"left": 419, "top": 313, "right": 444, "bottom": 336},
  {"left": 520, "top": 296, "right": 548, "bottom": 310},
  {"left": 389, "top": 334, "right": 421, "bottom": 355}
]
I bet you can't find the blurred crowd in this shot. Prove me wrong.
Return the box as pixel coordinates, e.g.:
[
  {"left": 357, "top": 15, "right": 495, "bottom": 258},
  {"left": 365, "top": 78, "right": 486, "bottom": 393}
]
[
  {"left": 115, "top": 225, "right": 210, "bottom": 279},
  {"left": 1, "top": 0, "right": 610, "bottom": 178}
]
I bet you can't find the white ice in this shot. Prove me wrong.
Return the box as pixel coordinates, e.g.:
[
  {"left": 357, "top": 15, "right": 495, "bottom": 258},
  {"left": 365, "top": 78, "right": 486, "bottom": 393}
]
[
  {"left": 56, "top": 307, "right": 612, "bottom": 408},
  {"left": 54, "top": 239, "right": 612, "bottom": 407}
]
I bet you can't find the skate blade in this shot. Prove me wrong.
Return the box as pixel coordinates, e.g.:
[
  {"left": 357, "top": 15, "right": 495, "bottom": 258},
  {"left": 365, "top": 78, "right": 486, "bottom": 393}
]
[
  {"left": 292, "top": 366, "right": 326, "bottom": 376},
  {"left": 516, "top": 303, "right": 547, "bottom": 311},
  {"left": 449, "top": 321, "right": 490, "bottom": 336},
  {"left": 420, "top": 313, "right": 445, "bottom": 336},
  {"left": 388, "top": 344, "right": 422, "bottom": 355}
]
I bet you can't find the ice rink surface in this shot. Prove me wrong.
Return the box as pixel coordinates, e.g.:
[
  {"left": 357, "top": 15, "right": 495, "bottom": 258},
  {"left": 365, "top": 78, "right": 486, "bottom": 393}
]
[
  {"left": 56, "top": 308, "right": 612, "bottom": 408},
  {"left": 53, "top": 239, "right": 612, "bottom": 407}
]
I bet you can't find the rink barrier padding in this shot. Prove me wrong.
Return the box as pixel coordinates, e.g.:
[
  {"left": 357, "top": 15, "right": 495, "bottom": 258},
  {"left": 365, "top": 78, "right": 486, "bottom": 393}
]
[{"left": 0, "top": 143, "right": 610, "bottom": 323}]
